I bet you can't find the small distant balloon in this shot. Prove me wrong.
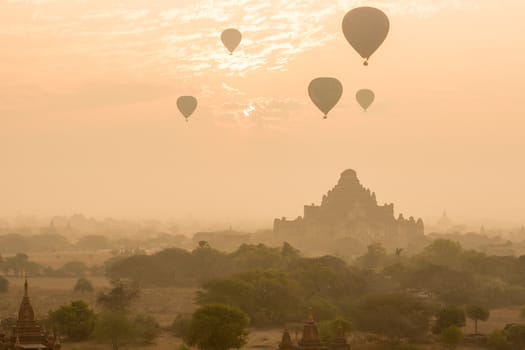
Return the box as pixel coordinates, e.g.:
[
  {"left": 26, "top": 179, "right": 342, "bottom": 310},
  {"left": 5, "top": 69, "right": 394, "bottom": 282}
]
[
  {"left": 342, "top": 7, "right": 389, "bottom": 66},
  {"left": 177, "top": 96, "right": 198, "bottom": 121},
  {"left": 221, "top": 28, "right": 242, "bottom": 54},
  {"left": 356, "top": 89, "right": 375, "bottom": 111},
  {"left": 308, "top": 78, "right": 343, "bottom": 119}
]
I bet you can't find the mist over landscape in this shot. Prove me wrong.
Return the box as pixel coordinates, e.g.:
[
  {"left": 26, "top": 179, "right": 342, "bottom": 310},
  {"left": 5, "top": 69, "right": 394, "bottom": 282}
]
[{"left": 2, "top": 1, "right": 525, "bottom": 350}]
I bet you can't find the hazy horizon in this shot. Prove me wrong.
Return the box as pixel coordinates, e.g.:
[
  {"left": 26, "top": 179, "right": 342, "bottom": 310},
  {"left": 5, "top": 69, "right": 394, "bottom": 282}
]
[{"left": 2, "top": 0, "right": 525, "bottom": 225}]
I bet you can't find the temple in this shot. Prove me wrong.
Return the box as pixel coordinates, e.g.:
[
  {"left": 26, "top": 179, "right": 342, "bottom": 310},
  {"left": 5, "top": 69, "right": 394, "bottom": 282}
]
[
  {"left": 273, "top": 169, "right": 425, "bottom": 255},
  {"left": 330, "top": 325, "right": 350, "bottom": 350},
  {"left": 297, "top": 311, "right": 326, "bottom": 350},
  {"left": 0, "top": 277, "right": 61, "bottom": 350},
  {"left": 278, "top": 311, "right": 349, "bottom": 350}
]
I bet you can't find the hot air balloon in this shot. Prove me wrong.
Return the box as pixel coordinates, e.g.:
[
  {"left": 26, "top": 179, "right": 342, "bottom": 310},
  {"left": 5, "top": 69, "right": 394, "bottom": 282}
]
[
  {"left": 342, "top": 7, "right": 389, "bottom": 66},
  {"left": 356, "top": 89, "right": 375, "bottom": 111},
  {"left": 177, "top": 96, "right": 197, "bottom": 121},
  {"left": 308, "top": 78, "right": 343, "bottom": 119},
  {"left": 221, "top": 28, "right": 242, "bottom": 54}
]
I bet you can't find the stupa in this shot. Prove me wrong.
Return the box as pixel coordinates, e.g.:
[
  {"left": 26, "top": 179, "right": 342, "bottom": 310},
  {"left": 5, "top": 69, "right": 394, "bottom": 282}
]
[{"left": 4, "top": 277, "right": 61, "bottom": 350}]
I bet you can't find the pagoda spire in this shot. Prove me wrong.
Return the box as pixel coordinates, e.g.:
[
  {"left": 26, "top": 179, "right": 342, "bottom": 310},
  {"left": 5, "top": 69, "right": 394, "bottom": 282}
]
[
  {"left": 278, "top": 328, "right": 295, "bottom": 350},
  {"left": 18, "top": 273, "right": 35, "bottom": 322},
  {"left": 307, "top": 308, "right": 314, "bottom": 323},
  {"left": 330, "top": 324, "right": 350, "bottom": 350},
  {"left": 24, "top": 272, "right": 28, "bottom": 296},
  {"left": 298, "top": 309, "right": 325, "bottom": 350}
]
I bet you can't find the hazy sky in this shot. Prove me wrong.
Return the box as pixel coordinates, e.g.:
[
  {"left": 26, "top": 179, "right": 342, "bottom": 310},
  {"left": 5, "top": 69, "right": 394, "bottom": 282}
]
[{"left": 1, "top": 0, "right": 524, "bottom": 226}]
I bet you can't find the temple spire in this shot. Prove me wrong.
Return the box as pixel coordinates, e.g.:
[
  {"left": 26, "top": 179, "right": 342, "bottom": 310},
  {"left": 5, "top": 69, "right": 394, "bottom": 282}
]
[
  {"left": 278, "top": 328, "right": 294, "bottom": 350},
  {"left": 307, "top": 308, "right": 314, "bottom": 323},
  {"left": 24, "top": 272, "right": 28, "bottom": 296},
  {"left": 298, "top": 309, "right": 324, "bottom": 350}
]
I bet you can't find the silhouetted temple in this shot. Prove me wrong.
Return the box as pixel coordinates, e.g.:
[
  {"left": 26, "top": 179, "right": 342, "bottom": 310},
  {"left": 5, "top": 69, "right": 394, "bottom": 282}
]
[
  {"left": 330, "top": 325, "right": 350, "bottom": 350},
  {"left": 0, "top": 278, "right": 60, "bottom": 350},
  {"left": 278, "top": 311, "right": 349, "bottom": 350},
  {"left": 278, "top": 329, "right": 295, "bottom": 350},
  {"left": 297, "top": 311, "right": 326, "bottom": 350},
  {"left": 273, "top": 169, "right": 424, "bottom": 255}
]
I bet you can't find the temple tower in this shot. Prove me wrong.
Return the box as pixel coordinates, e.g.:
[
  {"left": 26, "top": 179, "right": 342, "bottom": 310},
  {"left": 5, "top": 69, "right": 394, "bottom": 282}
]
[
  {"left": 297, "top": 310, "right": 327, "bottom": 350},
  {"left": 6, "top": 277, "right": 61, "bottom": 350}
]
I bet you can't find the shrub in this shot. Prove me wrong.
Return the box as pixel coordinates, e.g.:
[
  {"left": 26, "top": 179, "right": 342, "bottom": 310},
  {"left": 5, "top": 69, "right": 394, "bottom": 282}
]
[
  {"left": 0, "top": 275, "right": 8, "bottom": 293},
  {"left": 73, "top": 278, "right": 94, "bottom": 293}
]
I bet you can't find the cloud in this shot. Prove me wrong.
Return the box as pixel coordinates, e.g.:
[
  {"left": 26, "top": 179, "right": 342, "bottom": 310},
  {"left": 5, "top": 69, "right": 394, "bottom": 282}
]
[
  {"left": 0, "top": 0, "right": 495, "bottom": 125},
  {"left": 0, "top": 80, "right": 176, "bottom": 116},
  {"left": 215, "top": 96, "right": 303, "bottom": 129},
  {"left": 0, "top": 0, "right": 492, "bottom": 78}
]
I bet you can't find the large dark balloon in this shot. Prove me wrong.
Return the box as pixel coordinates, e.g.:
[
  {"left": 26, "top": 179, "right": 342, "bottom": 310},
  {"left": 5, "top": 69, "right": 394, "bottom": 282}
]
[
  {"left": 342, "top": 7, "right": 389, "bottom": 66},
  {"left": 308, "top": 78, "right": 343, "bottom": 119},
  {"left": 177, "top": 96, "right": 197, "bottom": 121},
  {"left": 221, "top": 28, "right": 242, "bottom": 54},
  {"left": 356, "top": 89, "right": 375, "bottom": 111}
]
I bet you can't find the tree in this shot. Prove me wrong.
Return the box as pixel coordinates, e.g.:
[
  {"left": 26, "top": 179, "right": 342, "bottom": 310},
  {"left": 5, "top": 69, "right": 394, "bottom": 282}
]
[
  {"left": 441, "top": 326, "right": 464, "bottom": 350},
  {"left": 352, "top": 293, "right": 432, "bottom": 341},
  {"left": 76, "top": 235, "right": 111, "bottom": 251},
  {"left": 488, "top": 330, "right": 510, "bottom": 350},
  {"left": 198, "top": 270, "right": 301, "bottom": 326},
  {"left": 466, "top": 305, "right": 490, "bottom": 334},
  {"left": 356, "top": 243, "right": 388, "bottom": 270},
  {"left": 171, "top": 314, "right": 192, "bottom": 337},
  {"left": 519, "top": 307, "right": 525, "bottom": 321},
  {"left": 318, "top": 317, "right": 351, "bottom": 344},
  {"left": 74, "top": 278, "right": 94, "bottom": 293},
  {"left": 4, "top": 253, "right": 29, "bottom": 276},
  {"left": 48, "top": 300, "right": 96, "bottom": 341},
  {"left": 133, "top": 314, "right": 161, "bottom": 344},
  {"left": 421, "top": 239, "right": 463, "bottom": 267},
  {"left": 1, "top": 318, "right": 16, "bottom": 333},
  {"left": 97, "top": 278, "right": 140, "bottom": 312},
  {"left": 433, "top": 306, "right": 466, "bottom": 334},
  {"left": 505, "top": 324, "right": 525, "bottom": 350},
  {"left": 198, "top": 240, "right": 210, "bottom": 249},
  {"left": 281, "top": 242, "right": 301, "bottom": 259},
  {"left": 93, "top": 311, "right": 137, "bottom": 350},
  {"left": 0, "top": 275, "right": 8, "bottom": 293},
  {"left": 395, "top": 346, "right": 424, "bottom": 350},
  {"left": 184, "top": 304, "right": 249, "bottom": 350},
  {"left": 60, "top": 261, "right": 88, "bottom": 276}
]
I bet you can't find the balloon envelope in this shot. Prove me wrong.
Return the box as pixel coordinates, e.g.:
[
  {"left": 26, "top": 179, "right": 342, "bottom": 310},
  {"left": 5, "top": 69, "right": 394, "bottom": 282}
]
[
  {"left": 221, "top": 28, "right": 242, "bottom": 54},
  {"left": 177, "top": 96, "right": 198, "bottom": 120},
  {"left": 356, "top": 89, "right": 375, "bottom": 111},
  {"left": 308, "top": 78, "right": 343, "bottom": 118},
  {"left": 342, "top": 7, "right": 389, "bottom": 65}
]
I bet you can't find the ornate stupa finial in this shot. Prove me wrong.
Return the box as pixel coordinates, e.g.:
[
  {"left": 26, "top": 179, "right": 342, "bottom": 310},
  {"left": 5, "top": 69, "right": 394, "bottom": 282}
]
[
  {"left": 298, "top": 308, "right": 324, "bottom": 349},
  {"left": 307, "top": 308, "right": 314, "bottom": 323},
  {"left": 278, "top": 328, "right": 294, "bottom": 350},
  {"left": 24, "top": 271, "right": 28, "bottom": 296},
  {"left": 18, "top": 272, "right": 35, "bottom": 322},
  {"left": 331, "top": 324, "right": 350, "bottom": 350}
]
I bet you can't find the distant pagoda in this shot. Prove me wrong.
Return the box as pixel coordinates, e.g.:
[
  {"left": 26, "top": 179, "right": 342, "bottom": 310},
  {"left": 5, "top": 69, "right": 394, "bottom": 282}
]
[
  {"left": 278, "top": 311, "right": 349, "bottom": 350},
  {"left": 297, "top": 310, "right": 326, "bottom": 350},
  {"left": 2, "top": 277, "right": 61, "bottom": 350},
  {"left": 330, "top": 325, "right": 350, "bottom": 350},
  {"left": 278, "top": 329, "right": 295, "bottom": 350}
]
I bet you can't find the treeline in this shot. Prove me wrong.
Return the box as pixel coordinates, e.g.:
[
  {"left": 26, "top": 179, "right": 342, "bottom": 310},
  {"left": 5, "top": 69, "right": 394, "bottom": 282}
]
[
  {"left": 377, "top": 239, "right": 525, "bottom": 306},
  {"left": 0, "top": 232, "right": 187, "bottom": 253},
  {"left": 0, "top": 253, "right": 110, "bottom": 278},
  {"left": 107, "top": 242, "right": 313, "bottom": 287},
  {"left": 108, "top": 239, "right": 525, "bottom": 327}
]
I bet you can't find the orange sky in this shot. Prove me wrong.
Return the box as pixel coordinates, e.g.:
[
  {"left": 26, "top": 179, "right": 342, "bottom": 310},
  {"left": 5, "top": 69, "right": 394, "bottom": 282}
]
[{"left": 1, "top": 0, "right": 524, "bottom": 227}]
